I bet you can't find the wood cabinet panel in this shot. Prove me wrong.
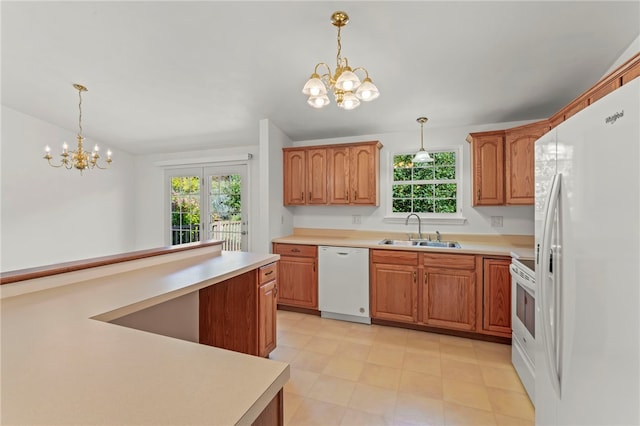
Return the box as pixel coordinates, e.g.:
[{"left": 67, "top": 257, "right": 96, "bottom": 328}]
[
  {"left": 258, "top": 279, "right": 277, "bottom": 357},
  {"left": 283, "top": 150, "right": 306, "bottom": 205},
  {"left": 307, "top": 148, "right": 327, "bottom": 204},
  {"left": 199, "top": 270, "right": 259, "bottom": 355},
  {"left": 469, "top": 132, "right": 505, "bottom": 206},
  {"left": 350, "top": 143, "right": 380, "bottom": 205},
  {"left": 422, "top": 268, "right": 476, "bottom": 331},
  {"left": 422, "top": 253, "right": 475, "bottom": 270},
  {"left": 327, "top": 147, "right": 350, "bottom": 204},
  {"left": 504, "top": 120, "right": 549, "bottom": 205},
  {"left": 370, "top": 249, "right": 418, "bottom": 266},
  {"left": 370, "top": 262, "right": 418, "bottom": 323},
  {"left": 277, "top": 256, "right": 317, "bottom": 308},
  {"left": 481, "top": 258, "right": 512, "bottom": 337},
  {"left": 273, "top": 243, "right": 317, "bottom": 258}
]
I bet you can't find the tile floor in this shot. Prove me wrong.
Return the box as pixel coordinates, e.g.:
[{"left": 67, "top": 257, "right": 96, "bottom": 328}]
[{"left": 270, "top": 310, "right": 534, "bottom": 426}]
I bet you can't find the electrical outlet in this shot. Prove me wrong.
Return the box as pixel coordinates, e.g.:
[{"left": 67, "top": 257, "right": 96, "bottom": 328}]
[
  {"left": 491, "top": 216, "right": 503, "bottom": 227},
  {"left": 352, "top": 215, "right": 362, "bottom": 225}
]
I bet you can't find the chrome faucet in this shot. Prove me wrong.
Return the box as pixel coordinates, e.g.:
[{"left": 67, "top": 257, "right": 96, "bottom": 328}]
[
  {"left": 436, "top": 230, "right": 441, "bottom": 242},
  {"left": 405, "top": 213, "right": 423, "bottom": 240}
]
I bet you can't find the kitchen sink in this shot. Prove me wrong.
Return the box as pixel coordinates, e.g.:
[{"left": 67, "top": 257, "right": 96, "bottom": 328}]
[{"left": 378, "top": 239, "right": 461, "bottom": 248}]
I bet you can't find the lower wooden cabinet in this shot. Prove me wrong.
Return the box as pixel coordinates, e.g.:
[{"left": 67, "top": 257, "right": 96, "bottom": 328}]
[
  {"left": 199, "top": 262, "right": 279, "bottom": 357},
  {"left": 272, "top": 243, "right": 318, "bottom": 309},
  {"left": 371, "top": 263, "right": 418, "bottom": 323},
  {"left": 480, "top": 257, "right": 512, "bottom": 337},
  {"left": 422, "top": 267, "right": 476, "bottom": 331}
]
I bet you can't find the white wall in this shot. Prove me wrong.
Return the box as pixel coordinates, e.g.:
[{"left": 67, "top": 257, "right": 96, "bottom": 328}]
[
  {"left": 1, "top": 106, "right": 135, "bottom": 272},
  {"left": 258, "top": 119, "right": 293, "bottom": 254},
  {"left": 286, "top": 120, "right": 539, "bottom": 237},
  {"left": 133, "top": 144, "right": 261, "bottom": 251},
  {"left": 604, "top": 35, "right": 639, "bottom": 76}
]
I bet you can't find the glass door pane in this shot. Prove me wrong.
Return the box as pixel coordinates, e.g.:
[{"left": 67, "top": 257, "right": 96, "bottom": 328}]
[
  {"left": 206, "top": 166, "right": 247, "bottom": 251},
  {"left": 170, "top": 175, "right": 201, "bottom": 245}
]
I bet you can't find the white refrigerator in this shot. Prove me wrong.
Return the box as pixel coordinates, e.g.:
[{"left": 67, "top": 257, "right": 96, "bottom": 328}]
[{"left": 535, "top": 77, "right": 639, "bottom": 425}]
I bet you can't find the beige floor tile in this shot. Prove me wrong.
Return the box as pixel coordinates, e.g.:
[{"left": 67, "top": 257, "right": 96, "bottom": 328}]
[
  {"left": 394, "top": 392, "right": 445, "bottom": 425},
  {"left": 405, "top": 338, "right": 442, "bottom": 356},
  {"left": 374, "top": 326, "right": 409, "bottom": 347},
  {"left": 476, "top": 347, "right": 513, "bottom": 368},
  {"left": 336, "top": 340, "right": 372, "bottom": 361},
  {"left": 441, "top": 358, "right": 485, "bottom": 384},
  {"left": 440, "top": 343, "right": 479, "bottom": 363},
  {"left": 348, "top": 383, "right": 397, "bottom": 418},
  {"left": 290, "top": 350, "right": 331, "bottom": 374},
  {"left": 398, "top": 369, "right": 444, "bottom": 399},
  {"left": 367, "top": 344, "right": 405, "bottom": 368},
  {"left": 287, "top": 397, "right": 346, "bottom": 426},
  {"left": 303, "top": 336, "right": 342, "bottom": 355},
  {"left": 268, "top": 345, "right": 299, "bottom": 363},
  {"left": 402, "top": 351, "right": 442, "bottom": 377},
  {"left": 284, "top": 369, "right": 320, "bottom": 396},
  {"left": 359, "top": 362, "right": 402, "bottom": 390},
  {"left": 322, "top": 356, "right": 366, "bottom": 381},
  {"left": 293, "top": 320, "right": 323, "bottom": 336},
  {"left": 343, "top": 327, "right": 379, "bottom": 345},
  {"left": 442, "top": 379, "right": 492, "bottom": 411},
  {"left": 278, "top": 317, "right": 301, "bottom": 331},
  {"left": 486, "top": 387, "right": 535, "bottom": 421},
  {"left": 494, "top": 413, "right": 535, "bottom": 426},
  {"left": 439, "top": 334, "right": 475, "bottom": 347},
  {"left": 443, "top": 401, "right": 497, "bottom": 426},
  {"left": 481, "top": 365, "right": 526, "bottom": 393},
  {"left": 284, "top": 391, "right": 304, "bottom": 424},
  {"left": 307, "top": 375, "right": 357, "bottom": 407},
  {"left": 340, "top": 407, "right": 392, "bottom": 425},
  {"left": 279, "top": 330, "right": 314, "bottom": 349}
]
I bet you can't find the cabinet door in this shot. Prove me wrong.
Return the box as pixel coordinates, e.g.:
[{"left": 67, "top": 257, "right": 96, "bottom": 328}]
[
  {"left": 422, "top": 268, "right": 476, "bottom": 331},
  {"left": 482, "top": 258, "right": 512, "bottom": 336},
  {"left": 306, "top": 148, "right": 327, "bottom": 204},
  {"left": 350, "top": 144, "right": 379, "bottom": 205},
  {"left": 283, "top": 150, "right": 306, "bottom": 205},
  {"left": 505, "top": 122, "right": 549, "bottom": 205},
  {"left": 259, "top": 279, "right": 277, "bottom": 357},
  {"left": 277, "top": 256, "right": 317, "bottom": 308},
  {"left": 471, "top": 134, "right": 504, "bottom": 206},
  {"left": 370, "top": 263, "right": 418, "bottom": 323},
  {"left": 327, "top": 146, "right": 350, "bottom": 204}
]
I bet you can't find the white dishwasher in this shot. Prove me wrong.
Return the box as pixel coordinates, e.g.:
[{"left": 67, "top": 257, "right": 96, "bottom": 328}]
[{"left": 318, "top": 246, "right": 370, "bottom": 324}]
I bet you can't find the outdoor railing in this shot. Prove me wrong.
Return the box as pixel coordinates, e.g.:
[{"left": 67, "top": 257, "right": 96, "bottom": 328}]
[{"left": 171, "top": 220, "right": 242, "bottom": 251}]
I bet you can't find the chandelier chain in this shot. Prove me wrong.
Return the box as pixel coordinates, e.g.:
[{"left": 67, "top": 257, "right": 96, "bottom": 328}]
[
  {"left": 336, "top": 25, "right": 342, "bottom": 68},
  {"left": 78, "top": 88, "right": 83, "bottom": 138}
]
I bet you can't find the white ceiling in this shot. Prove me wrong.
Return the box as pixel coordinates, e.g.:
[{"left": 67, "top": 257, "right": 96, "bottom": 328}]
[{"left": 2, "top": 1, "right": 638, "bottom": 155}]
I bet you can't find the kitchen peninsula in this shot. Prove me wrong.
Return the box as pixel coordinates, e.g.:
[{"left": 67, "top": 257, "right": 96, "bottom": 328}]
[{"left": 0, "top": 242, "right": 288, "bottom": 425}]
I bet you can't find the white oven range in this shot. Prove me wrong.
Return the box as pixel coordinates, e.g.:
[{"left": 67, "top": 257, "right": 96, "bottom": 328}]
[{"left": 510, "top": 256, "right": 535, "bottom": 403}]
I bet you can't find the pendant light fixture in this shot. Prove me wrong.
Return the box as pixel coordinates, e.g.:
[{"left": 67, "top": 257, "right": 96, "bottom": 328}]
[
  {"left": 302, "top": 11, "right": 380, "bottom": 110},
  {"left": 413, "top": 117, "right": 433, "bottom": 163},
  {"left": 43, "top": 83, "right": 112, "bottom": 173}
]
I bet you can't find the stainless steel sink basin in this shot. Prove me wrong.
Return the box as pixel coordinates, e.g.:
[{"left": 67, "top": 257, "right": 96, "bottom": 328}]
[
  {"left": 378, "top": 239, "right": 418, "bottom": 246},
  {"left": 378, "top": 239, "right": 461, "bottom": 248}
]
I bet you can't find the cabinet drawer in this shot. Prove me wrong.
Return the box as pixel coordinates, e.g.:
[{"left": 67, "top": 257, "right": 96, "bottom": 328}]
[
  {"left": 273, "top": 243, "right": 317, "bottom": 257},
  {"left": 371, "top": 249, "right": 418, "bottom": 266},
  {"left": 259, "top": 262, "right": 277, "bottom": 284},
  {"left": 422, "top": 253, "right": 475, "bottom": 270}
]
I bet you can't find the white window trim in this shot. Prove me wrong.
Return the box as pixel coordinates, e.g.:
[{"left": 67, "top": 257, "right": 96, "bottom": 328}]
[{"left": 384, "top": 146, "right": 467, "bottom": 226}]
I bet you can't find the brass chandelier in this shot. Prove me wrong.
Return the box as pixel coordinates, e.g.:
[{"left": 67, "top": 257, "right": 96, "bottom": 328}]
[
  {"left": 44, "top": 83, "right": 112, "bottom": 173},
  {"left": 302, "top": 11, "right": 380, "bottom": 110}
]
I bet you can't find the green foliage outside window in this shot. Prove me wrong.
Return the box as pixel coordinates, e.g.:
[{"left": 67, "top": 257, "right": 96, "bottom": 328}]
[{"left": 392, "top": 152, "right": 458, "bottom": 214}]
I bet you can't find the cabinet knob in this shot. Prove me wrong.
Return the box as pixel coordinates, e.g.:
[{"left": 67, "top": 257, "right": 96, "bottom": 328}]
[
  {"left": 477, "top": 189, "right": 480, "bottom": 200},
  {"left": 291, "top": 248, "right": 301, "bottom": 253},
  {"left": 413, "top": 271, "right": 417, "bottom": 283}
]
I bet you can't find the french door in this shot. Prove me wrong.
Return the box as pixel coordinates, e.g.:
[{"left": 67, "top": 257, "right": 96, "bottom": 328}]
[{"left": 168, "top": 165, "right": 248, "bottom": 251}]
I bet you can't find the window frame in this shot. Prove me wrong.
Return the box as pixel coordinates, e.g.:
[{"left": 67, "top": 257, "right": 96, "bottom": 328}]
[{"left": 384, "top": 146, "right": 466, "bottom": 225}]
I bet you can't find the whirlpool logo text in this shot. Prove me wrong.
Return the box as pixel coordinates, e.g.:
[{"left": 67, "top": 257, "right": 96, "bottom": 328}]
[{"left": 605, "top": 110, "right": 624, "bottom": 124}]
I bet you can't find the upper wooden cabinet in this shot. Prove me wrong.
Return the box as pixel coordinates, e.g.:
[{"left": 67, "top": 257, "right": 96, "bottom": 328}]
[
  {"left": 467, "top": 120, "right": 549, "bottom": 206},
  {"left": 505, "top": 121, "right": 550, "bottom": 205},
  {"left": 284, "top": 141, "right": 382, "bottom": 206}
]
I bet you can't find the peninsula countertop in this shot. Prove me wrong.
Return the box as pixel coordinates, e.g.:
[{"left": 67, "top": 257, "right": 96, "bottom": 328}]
[{"left": 1, "top": 250, "right": 288, "bottom": 425}]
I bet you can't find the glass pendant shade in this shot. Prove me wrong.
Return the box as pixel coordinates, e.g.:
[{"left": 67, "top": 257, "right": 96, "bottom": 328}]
[
  {"left": 302, "top": 76, "right": 327, "bottom": 96},
  {"left": 307, "top": 94, "right": 330, "bottom": 108},
  {"left": 335, "top": 70, "right": 361, "bottom": 92},
  {"left": 339, "top": 91, "right": 360, "bottom": 110},
  {"left": 356, "top": 78, "right": 380, "bottom": 101},
  {"left": 413, "top": 149, "right": 433, "bottom": 163}
]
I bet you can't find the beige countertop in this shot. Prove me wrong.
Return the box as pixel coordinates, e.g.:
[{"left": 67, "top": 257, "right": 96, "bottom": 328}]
[
  {"left": 1, "top": 250, "right": 288, "bottom": 425},
  {"left": 273, "top": 228, "right": 535, "bottom": 259}
]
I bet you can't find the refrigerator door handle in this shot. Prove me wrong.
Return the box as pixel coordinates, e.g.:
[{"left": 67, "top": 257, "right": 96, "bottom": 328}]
[{"left": 540, "top": 173, "right": 562, "bottom": 398}]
